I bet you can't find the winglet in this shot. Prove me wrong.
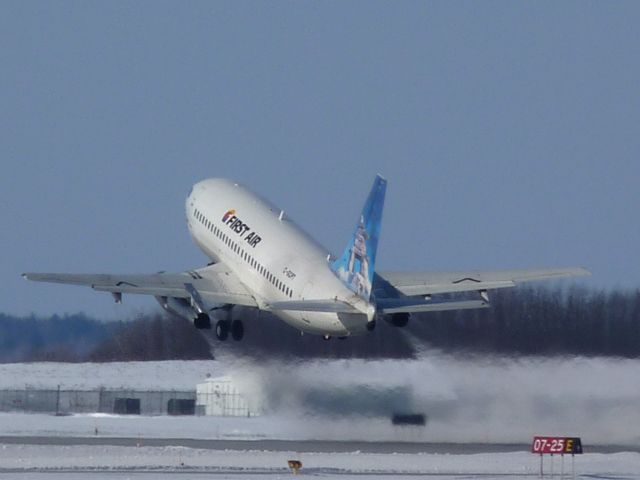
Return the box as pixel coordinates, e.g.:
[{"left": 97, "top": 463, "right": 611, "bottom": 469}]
[{"left": 331, "top": 174, "right": 387, "bottom": 301}]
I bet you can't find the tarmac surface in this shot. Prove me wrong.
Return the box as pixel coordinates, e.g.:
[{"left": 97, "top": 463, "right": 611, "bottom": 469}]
[{"left": 0, "top": 436, "right": 637, "bottom": 454}]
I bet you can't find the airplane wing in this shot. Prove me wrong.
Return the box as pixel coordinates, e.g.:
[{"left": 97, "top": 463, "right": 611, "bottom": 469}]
[
  {"left": 22, "top": 263, "right": 258, "bottom": 308},
  {"left": 378, "top": 267, "right": 590, "bottom": 297}
]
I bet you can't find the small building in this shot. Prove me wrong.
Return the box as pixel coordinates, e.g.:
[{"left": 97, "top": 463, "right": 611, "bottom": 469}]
[{"left": 196, "top": 376, "right": 260, "bottom": 417}]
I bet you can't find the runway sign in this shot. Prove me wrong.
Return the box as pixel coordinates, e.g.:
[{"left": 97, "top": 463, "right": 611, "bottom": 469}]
[{"left": 532, "top": 436, "right": 583, "bottom": 455}]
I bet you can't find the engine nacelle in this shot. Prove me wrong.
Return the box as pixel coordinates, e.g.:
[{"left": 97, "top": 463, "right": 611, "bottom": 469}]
[
  {"left": 385, "top": 312, "right": 410, "bottom": 328},
  {"left": 156, "top": 296, "right": 197, "bottom": 322},
  {"left": 194, "top": 312, "right": 211, "bottom": 329},
  {"left": 156, "top": 296, "right": 212, "bottom": 329}
]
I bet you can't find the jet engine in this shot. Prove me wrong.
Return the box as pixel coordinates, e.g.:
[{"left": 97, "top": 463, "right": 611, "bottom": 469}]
[
  {"left": 385, "top": 312, "right": 410, "bottom": 327},
  {"left": 155, "top": 296, "right": 211, "bottom": 329}
]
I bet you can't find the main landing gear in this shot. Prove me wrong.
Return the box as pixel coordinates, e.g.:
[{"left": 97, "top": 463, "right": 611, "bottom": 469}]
[{"left": 215, "top": 319, "right": 244, "bottom": 341}]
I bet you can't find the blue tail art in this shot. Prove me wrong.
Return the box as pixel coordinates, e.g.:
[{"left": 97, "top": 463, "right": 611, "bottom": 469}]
[{"left": 331, "top": 174, "right": 387, "bottom": 302}]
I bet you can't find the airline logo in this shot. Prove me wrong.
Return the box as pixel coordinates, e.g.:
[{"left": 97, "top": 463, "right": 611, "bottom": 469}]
[
  {"left": 221, "top": 209, "right": 262, "bottom": 248},
  {"left": 222, "top": 209, "right": 236, "bottom": 223}
]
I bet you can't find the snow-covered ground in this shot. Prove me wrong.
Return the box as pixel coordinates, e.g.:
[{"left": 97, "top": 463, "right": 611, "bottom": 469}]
[
  {"left": 0, "top": 360, "right": 220, "bottom": 390},
  {"left": 0, "top": 444, "right": 639, "bottom": 479},
  {"left": 0, "top": 354, "right": 639, "bottom": 478}
]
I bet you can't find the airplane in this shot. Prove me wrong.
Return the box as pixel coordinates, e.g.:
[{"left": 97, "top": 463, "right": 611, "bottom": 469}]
[{"left": 23, "top": 176, "right": 589, "bottom": 341}]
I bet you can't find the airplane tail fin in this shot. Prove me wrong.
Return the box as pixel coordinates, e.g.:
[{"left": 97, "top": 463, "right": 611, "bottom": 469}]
[{"left": 331, "top": 174, "right": 387, "bottom": 302}]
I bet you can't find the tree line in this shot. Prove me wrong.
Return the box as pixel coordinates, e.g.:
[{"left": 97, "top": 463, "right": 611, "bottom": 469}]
[
  {"left": 0, "top": 313, "right": 211, "bottom": 362},
  {"left": 1, "top": 285, "right": 638, "bottom": 362},
  {"left": 411, "top": 285, "right": 640, "bottom": 357}
]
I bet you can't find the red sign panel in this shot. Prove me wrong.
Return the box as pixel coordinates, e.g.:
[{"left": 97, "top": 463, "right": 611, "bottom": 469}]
[{"left": 531, "top": 436, "right": 583, "bottom": 455}]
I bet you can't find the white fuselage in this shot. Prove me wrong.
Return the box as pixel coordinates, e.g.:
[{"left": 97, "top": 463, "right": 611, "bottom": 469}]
[{"left": 185, "top": 179, "right": 370, "bottom": 336}]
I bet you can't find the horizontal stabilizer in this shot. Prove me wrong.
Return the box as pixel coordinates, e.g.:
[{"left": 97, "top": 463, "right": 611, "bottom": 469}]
[
  {"left": 377, "top": 298, "right": 489, "bottom": 314},
  {"left": 267, "top": 299, "right": 362, "bottom": 314}
]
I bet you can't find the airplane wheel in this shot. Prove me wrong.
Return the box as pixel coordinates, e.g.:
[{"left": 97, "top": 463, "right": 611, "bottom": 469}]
[
  {"left": 366, "top": 320, "right": 376, "bottom": 331},
  {"left": 231, "top": 320, "right": 244, "bottom": 341},
  {"left": 323, "top": 334, "right": 331, "bottom": 341},
  {"left": 215, "top": 320, "right": 229, "bottom": 341}
]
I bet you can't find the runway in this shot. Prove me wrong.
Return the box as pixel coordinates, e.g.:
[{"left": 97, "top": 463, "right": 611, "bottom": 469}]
[
  {"left": 0, "top": 435, "right": 638, "bottom": 454},
  {"left": 0, "top": 435, "right": 530, "bottom": 453},
  {"left": 0, "top": 436, "right": 638, "bottom": 479}
]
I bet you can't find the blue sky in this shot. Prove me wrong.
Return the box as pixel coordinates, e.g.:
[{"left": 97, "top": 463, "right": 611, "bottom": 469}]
[{"left": 2, "top": 1, "right": 639, "bottom": 319}]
